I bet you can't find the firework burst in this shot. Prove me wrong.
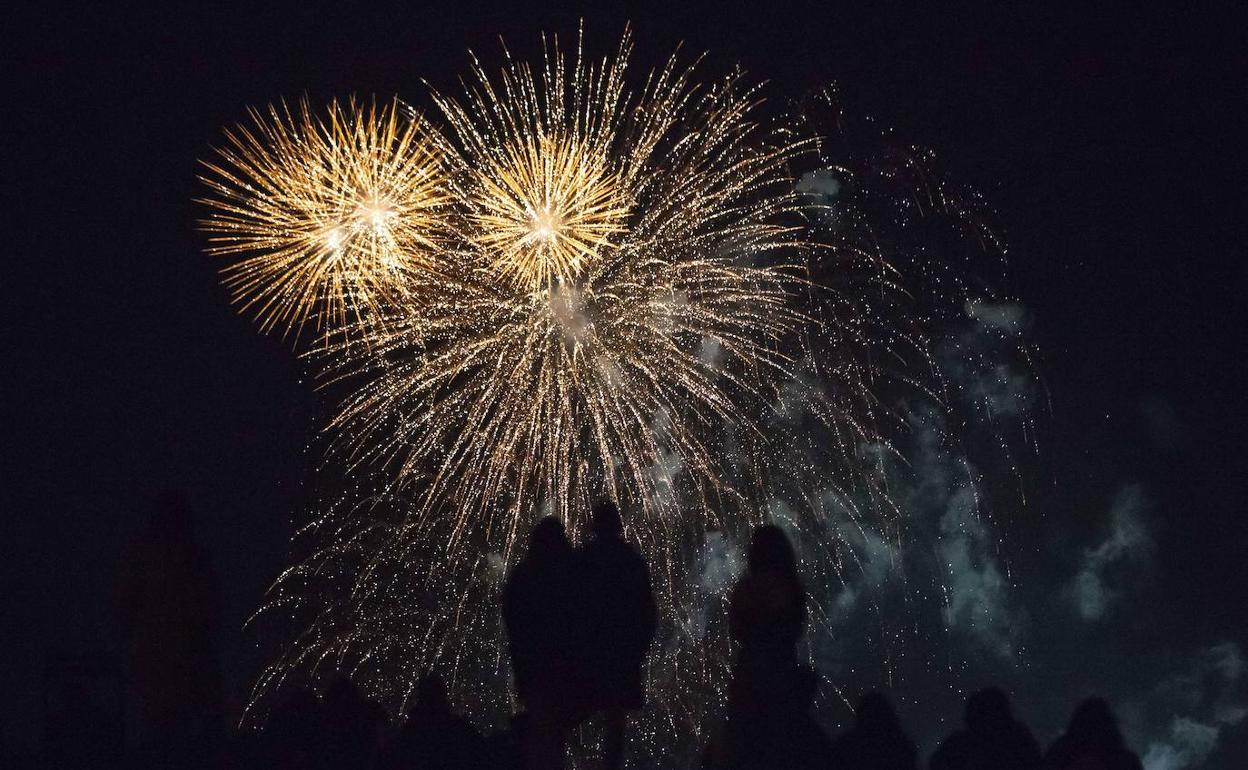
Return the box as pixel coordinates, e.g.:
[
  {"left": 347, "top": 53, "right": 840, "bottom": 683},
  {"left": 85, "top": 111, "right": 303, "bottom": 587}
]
[
  {"left": 223, "top": 30, "right": 1035, "bottom": 770},
  {"left": 467, "top": 130, "right": 629, "bottom": 290},
  {"left": 198, "top": 97, "right": 451, "bottom": 337},
  {"left": 320, "top": 30, "right": 812, "bottom": 544}
]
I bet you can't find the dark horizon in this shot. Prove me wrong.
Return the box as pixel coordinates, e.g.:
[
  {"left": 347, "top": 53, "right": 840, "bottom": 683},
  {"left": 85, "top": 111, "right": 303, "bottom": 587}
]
[{"left": 5, "top": 2, "right": 1247, "bottom": 767}]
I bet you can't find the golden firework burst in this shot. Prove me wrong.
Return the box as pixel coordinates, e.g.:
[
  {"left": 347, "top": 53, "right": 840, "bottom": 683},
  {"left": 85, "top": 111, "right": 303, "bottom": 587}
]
[
  {"left": 324, "top": 28, "right": 809, "bottom": 540},
  {"left": 197, "top": 97, "right": 450, "bottom": 338},
  {"left": 469, "top": 130, "right": 629, "bottom": 290},
  {"left": 225, "top": 32, "right": 1041, "bottom": 765}
]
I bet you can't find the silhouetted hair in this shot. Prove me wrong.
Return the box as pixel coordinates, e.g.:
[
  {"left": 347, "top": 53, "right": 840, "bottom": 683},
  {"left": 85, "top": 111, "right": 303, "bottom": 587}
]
[
  {"left": 324, "top": 676, "right": 363, "bottom": 709},
  {"left": 747, "top": 525, "right": 798, "bottom": 577},
  {"left": 526, "top": 516, "right": 571, "bottom": 562},
  {"left": 856, "top": 691, "right": 906, "bottom": 736},
  {"left": 410, "top": 673, "right": 449, "bottom": 719},
  {"left": 965, "top": 687, "right": 1013, "bottom": 732},
  {"left": 1066, "top": 697, "right": 1124, "bottom": 749},
  {"left": 592, "top": 499, "right": 624, "bottom": 536}
]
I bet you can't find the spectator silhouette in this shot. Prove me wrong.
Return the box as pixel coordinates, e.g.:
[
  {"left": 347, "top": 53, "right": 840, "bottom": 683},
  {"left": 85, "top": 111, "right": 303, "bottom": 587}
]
[
  {"left": 264, "top": 688, "right": 326, "bottom": 770},
  {"left": 503, "top": 516, "right": 580, "bottom": 769},
  {"left": 930, "top": 687, "right": 1041, "bottom": 770},
  {"left": 391, "top": 673, "right": 486, "bottom": 770},
  {"left": 578, "top": 499, "right": 658, "bottom": 770},
  {"left": 829, "top": 691, "right": 917, "bottom": 770},
  {"left": 116, "top": 489, "right": 222, "bottom": 763},
  {"left": 323, "top": 676, "right": 385, "bottom": 770},
  {"left": 728, "top": 525, "right": 811, "bottom": 712},
  {"left": 706, "top": 524, "right": 829, "bottom": 769},
  {"left": 1042, "top": 697, "right": 1142, "bottom": 770},
  {"left": 485, "top": 712, "right": 530, "bottom": 770}
]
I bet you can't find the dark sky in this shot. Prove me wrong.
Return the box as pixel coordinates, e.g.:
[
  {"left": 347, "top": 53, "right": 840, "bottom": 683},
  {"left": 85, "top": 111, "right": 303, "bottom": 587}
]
[{"left": 5, "top": 1, "right": 1247, "bottom": 764}]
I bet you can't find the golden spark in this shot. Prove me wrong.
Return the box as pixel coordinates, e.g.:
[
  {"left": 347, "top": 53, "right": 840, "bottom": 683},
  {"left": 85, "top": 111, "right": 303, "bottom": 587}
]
[
  {"left": 470, "top": 131, "right": 629, "bottom": 290},
  {"left": 197, "top": 97, "right": 450, "bottom": 338}
]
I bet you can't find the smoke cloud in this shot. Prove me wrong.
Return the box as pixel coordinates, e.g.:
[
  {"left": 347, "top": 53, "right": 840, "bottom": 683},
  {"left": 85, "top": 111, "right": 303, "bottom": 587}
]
[
  {"left": 1068, "top": 484, "right": 1152, "bottom": 621},
  {"left": 1141, "top": 643, "right": 1247, "bottom": 770}
]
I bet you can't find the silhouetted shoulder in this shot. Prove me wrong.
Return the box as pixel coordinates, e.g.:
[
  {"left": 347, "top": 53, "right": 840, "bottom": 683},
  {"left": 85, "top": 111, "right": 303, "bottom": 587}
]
[
  {"left": 929, "top": 730, "right": 972, "bottom": 770},
  {"left": 1043, "top": 697, "right": 1141, "bottom": 770}
]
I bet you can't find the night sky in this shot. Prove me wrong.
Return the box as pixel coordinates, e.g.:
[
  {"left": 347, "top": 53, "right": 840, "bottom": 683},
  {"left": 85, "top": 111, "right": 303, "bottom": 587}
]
[{"left": 6, "top": 2, "right": 1247, "bottom": 766}]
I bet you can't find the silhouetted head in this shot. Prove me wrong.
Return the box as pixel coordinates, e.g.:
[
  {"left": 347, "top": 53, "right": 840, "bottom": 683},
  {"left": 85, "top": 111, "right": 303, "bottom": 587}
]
[
  {"left": 965, "top": 687, "right": 1013, "bottom": 733},
  {"left": 509, "top": 710, "right": 530, "bottom": 740},
  {"left": 1065, "top": 697, "right": 1123, "bottom": 749},
  {"left": 268, "top": 688, "right": 322, "bottom": 742},
  {"left": 855, "top": 691, "right": 905, "bottom": 737},
  {"left": 591, "top": 499, "right": 624, "bottom": 537},
  {"left": 747, "top": 525, "right": 798, "bottom": 577},
  {"left": 324, "top": 676, "right": 365, "bottom": 714},
  {"left": 409, "top": 673, "right": 450, "bottom": 720},
  {"left": 526, "top": 516, "right": 571, "bottom": 562}
]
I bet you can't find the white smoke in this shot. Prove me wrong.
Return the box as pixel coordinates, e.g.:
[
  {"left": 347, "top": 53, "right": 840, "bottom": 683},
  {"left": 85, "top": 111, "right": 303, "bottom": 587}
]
[
  {"left": 698, "top": 530, "right": 744, "bottom": 595},
  {"left": 1068, "top": 484, "right": 1152, "bottom": 621},
  {"left": 826, "top": 502, "right": 901, "bottom": 622},
  {"left": 937, "top": 484, "right": 1017, "bottom": 659},
  {"left": 1140, "top": 643, "right": 1247, "bottom": 770},
  {"left": 902, "top": 409, "right": 1020, "bottom": 659},
  {"left": 698, "top": 336, "right": 725, "bottom": 370},
  {"left": 795, "top": 169, "right": 846, "bottom": 231},
  {"left": 1145, "top": 718, "right": 1222, "bottom": 770},
  {"left": 965, "top": 300, "right": 1031, "bottom": 336},
  {"left": 946, "top": 300, "right": 1038, "bottom": 419}
]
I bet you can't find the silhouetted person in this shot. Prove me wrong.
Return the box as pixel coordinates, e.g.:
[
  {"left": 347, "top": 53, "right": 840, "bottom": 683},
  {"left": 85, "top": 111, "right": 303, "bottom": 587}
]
[
  {"left": 728, "top": 525, "right": 810, "bottom": 712},
  {"left": 323, "top": 677, "right": 386, "bottom": 770},
  {"left": 930, "top": 687, "right": 1041, "bottom": 770},
  {"left": 485, "top": 712, "right": 531, "bottom": 770},
  {"left": 829, "top": 692, "right": 917, "bottom": 770},
  {"left": 264, "top": 688, "right": 325, "bottom": 770},
  {"left": 707, "top": 525, "right": 829, "bottom": 769},
  {"left": 503, "top": 516, "right": 579, "bottom": 769},
  {"left": 116, "top": 490, "right": 222, "bottom": 763},
  {"left": 578, "top": 500, "right": 658, "bottom": 770},
  {"left": 391, "top": 673, "right": 486, "bottom": 770},
  {"left": 1042, "top": 698, "right": 1142, "bottom": 770}
]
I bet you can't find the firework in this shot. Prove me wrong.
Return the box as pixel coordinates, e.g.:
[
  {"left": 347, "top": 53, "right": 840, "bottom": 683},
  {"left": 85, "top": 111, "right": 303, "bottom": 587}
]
[
  {"left": 467, "top": 129, "right": 630, "bottom": 290},
  {"left": 228, "top": 31, "right": 1035, "bottom": 770},
  {"left": 198, "top": 97, "right": 450, "bottom": 338},
  {"left": 321, "top": 30, "right": 811, "bottom": 543},
  {"left": 240, "top": 30, "right": 845, "bottom": 746}
]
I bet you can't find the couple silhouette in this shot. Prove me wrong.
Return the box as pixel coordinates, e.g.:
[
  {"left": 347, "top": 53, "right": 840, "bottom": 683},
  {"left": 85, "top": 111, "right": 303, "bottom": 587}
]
[{"left": 503, "top": 500, "right": 657, "bottom": 770}]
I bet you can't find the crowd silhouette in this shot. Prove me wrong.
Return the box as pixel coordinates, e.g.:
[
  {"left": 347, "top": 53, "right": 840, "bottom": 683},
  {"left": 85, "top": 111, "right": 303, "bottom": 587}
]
[
  {"left": 503, "top": 502, "right": 657, "bottom": 770},
  {"left": 34, "top": 493, "right": 1151, "bottom": 770}
]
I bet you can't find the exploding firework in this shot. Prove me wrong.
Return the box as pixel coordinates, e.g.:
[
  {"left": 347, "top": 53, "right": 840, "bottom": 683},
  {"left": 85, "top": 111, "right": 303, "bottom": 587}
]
[
  {"left": 198, "top": 97, "right": 450, "bottom": 338},
  {"left": 240, "top": 29, "right": 847, "bottom": 743},
  {"left": 224, "top": 31, "right": 1036, "bottom": 770},
  {"left": 465, "top": 129, "right": 630, "bottom": 290},
  {"left": 322, "top": 30, "right": 811, "bottom": 541}
]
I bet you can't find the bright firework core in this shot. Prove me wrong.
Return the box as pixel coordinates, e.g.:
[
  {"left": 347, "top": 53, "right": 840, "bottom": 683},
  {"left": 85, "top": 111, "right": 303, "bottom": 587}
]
[
  {"left": 325, "top": 201, "right": 398, "bottom": 259},
  {"left": 197, "top": 97, "right": 449, "bottom": 336},
  {"left": 362, "top": 200, "right": 397, "bottom": 232},
  {"left": 528, "top": 204, "right": 563, "bottom": 245},
  {"left": 468, "top": 131, "right": 630, "bottom": 291}
]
